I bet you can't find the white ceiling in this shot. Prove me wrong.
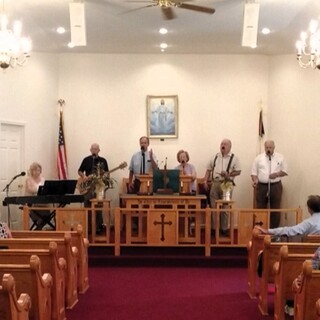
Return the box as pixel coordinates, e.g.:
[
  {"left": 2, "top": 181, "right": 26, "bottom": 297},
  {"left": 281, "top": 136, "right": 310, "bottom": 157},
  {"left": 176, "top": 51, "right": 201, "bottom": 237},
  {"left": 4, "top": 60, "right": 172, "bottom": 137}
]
[{"left": 3, "top": 0, "right": 320, "bottom": 55}]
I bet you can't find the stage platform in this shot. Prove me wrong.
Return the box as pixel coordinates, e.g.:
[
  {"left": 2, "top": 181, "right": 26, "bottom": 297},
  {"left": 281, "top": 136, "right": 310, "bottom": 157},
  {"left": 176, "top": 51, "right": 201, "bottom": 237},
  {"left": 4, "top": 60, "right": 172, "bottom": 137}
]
[{"left": 88, "top": 245, "right": 247, "bottom": 268}]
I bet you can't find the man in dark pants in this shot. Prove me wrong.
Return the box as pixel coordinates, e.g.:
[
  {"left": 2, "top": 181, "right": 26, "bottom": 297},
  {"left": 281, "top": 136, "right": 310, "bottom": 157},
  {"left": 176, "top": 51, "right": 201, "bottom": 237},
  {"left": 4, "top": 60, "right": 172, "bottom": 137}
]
[
  {"left": 251, "top": 140, "right": 288, "bottom": 228},
  {"left": 78, "top": 143, "right": 109, "bottom": 234}
]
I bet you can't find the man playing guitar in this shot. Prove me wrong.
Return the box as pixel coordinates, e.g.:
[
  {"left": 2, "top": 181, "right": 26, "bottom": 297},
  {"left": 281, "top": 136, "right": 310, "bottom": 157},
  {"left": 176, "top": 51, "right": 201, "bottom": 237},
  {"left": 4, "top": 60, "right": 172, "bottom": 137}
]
[{"left": 78, "top": 143, "right": 109, "bottom": 234}]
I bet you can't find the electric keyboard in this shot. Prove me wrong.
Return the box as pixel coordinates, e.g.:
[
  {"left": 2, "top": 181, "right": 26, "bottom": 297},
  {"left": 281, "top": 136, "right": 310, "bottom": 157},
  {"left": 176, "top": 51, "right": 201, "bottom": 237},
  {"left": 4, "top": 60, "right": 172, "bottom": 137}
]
[{"left": 3, "top": 194, "right": 84, "bottom": 206}]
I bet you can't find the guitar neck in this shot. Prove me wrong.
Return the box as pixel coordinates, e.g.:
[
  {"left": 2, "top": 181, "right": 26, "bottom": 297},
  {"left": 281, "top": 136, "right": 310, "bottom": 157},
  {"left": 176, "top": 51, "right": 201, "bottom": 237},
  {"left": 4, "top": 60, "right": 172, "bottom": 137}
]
[{"left": 107, "top": 166, "right": 122, "bottom": 175}]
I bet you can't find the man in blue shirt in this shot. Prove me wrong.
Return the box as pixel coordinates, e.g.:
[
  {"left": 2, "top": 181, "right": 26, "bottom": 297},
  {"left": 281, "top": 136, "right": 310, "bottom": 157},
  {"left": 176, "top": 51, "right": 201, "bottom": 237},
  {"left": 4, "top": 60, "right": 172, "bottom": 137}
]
[{"left": 128, "top": 136, "right": 157, "bottom": 193}]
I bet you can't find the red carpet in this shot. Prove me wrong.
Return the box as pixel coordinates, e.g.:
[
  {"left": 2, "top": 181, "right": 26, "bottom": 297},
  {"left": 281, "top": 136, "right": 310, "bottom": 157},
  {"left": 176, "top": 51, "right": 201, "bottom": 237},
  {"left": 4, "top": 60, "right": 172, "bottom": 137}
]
[{"left": 66, "top": 266, "right": 273, "bottom": 320}]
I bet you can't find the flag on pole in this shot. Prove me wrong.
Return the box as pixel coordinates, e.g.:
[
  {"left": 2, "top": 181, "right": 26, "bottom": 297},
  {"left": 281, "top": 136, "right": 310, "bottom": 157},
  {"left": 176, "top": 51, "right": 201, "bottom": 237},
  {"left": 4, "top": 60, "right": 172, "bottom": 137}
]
[
  {"left": 258, "top": 109, "right": 265, "bottom": 138},
  {"left": 57, "top": 110, "right": 68, "bottom": 179}
]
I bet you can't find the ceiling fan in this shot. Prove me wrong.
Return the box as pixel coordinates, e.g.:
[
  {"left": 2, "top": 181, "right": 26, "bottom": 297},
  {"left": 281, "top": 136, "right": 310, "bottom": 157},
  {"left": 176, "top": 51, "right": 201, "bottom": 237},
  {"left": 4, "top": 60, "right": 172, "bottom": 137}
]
[{"left": 126, "top": 0, "right": 216, "bottom": 20}]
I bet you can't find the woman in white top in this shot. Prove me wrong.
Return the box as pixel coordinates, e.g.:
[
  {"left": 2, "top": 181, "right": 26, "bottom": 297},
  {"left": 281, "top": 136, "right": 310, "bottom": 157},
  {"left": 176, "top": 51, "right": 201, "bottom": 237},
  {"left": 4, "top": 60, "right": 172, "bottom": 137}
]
[
  {"left": 25, "top": 162, "right": 45, "bottom": 196},
  {"left": 175, "top": 150, "right": 197, "bottom": 193},
  {"left": 25, "top": 162, "right": 49, "bottom": 229}
]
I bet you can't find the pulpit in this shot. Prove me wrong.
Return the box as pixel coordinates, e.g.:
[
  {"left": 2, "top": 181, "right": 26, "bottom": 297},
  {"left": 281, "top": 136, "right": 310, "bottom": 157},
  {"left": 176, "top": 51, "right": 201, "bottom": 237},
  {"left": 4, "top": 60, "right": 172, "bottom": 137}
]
[
  {"left": 135, "top": 174, "right": 153, "bottom": 194},
  {"left": 179, "top": 175, "right": 193, "bottom": 194}
]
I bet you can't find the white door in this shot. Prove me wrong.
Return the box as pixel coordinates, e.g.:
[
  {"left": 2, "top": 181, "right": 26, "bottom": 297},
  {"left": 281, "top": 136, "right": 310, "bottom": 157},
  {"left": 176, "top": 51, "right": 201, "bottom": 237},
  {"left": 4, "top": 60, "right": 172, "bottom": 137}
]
[{"left": 0, "top": 122, "right": 25, "bottom": 229}]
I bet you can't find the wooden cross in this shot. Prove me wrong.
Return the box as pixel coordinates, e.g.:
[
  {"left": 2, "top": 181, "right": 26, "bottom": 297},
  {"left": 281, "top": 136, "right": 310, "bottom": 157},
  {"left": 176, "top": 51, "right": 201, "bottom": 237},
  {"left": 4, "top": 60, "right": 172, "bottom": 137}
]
[
  {"left": 153, "top": 213, "right": 172, "bottom": 241},
  {"left": 253, "top": 214, "right": 263, "bottom": 227}
]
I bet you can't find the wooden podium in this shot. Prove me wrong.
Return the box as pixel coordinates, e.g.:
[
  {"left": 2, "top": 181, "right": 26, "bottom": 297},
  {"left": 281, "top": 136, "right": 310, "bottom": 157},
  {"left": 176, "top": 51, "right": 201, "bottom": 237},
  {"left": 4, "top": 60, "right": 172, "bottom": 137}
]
[
  {"left": 135, "top": 174, "right": 153, "bottom": 194},
  {"left": 179, "top": 175, "right": 193, "bottom": 194}
]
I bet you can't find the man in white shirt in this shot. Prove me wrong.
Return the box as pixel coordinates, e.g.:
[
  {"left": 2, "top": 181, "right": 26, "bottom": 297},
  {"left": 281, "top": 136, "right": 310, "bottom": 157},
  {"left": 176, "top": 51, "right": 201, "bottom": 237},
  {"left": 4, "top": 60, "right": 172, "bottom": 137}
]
[{"left": 251, "top": 140, "right": 288, "bottom": 228}]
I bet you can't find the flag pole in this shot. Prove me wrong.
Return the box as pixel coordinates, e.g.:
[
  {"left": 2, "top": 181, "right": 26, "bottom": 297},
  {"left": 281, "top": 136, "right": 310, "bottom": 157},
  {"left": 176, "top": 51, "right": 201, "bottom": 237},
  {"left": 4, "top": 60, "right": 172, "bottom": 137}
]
[{"left": 254, "top": 99, "right": 265, "bottom": 208}]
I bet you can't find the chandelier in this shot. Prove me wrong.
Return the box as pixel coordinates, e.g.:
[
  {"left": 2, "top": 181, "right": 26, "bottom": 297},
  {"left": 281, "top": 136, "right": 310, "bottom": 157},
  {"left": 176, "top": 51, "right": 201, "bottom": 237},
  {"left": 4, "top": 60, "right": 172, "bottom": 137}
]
[
  {"left": 0, "top": 7, "right": 31, "bottom": 69},
  {"left": 296, "top": 20, "right": 320, "bottom": 70}
]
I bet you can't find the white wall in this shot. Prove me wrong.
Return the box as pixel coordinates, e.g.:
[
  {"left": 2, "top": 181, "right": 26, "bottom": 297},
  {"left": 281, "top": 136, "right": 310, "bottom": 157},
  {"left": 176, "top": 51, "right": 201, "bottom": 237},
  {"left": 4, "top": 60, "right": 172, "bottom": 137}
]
[
  {"left": 1, "top": 52, "right": 319, "bottom": 220},
  {"left": 58, "top": 53, "right": 269, "bottom": 208},
  {"left": 0, "top": 53, "right": 60, "bottom": 177},
  {"left": 269, "top": 55, "right": 320, "bottom": 214}
]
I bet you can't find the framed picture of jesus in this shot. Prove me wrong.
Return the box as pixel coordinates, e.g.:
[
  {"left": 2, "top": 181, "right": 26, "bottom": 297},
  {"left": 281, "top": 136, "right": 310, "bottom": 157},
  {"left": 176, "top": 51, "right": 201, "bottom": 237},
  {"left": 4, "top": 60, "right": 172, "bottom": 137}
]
[{"left": 147, "top": 95, "right": 178, "bottom": 139}]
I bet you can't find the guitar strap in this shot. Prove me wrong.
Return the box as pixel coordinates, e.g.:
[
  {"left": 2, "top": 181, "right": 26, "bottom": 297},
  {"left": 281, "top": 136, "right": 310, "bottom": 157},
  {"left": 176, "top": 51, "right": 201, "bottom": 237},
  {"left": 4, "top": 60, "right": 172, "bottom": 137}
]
[
  {"left": 226, "top": 153, "right": 234, "bottom": 173},
  {"left": 210, "top": 154, "right": 218, "bottom": 181}
]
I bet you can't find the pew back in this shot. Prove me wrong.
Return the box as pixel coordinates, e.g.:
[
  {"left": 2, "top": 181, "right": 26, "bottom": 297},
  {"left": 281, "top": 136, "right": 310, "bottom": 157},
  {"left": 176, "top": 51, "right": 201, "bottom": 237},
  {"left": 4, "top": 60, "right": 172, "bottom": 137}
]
[
  {"left": 12, "top": 224, "right": 89, "bottom": 294},
  {"left": 0, "top": 255, "right": 52, "bottom": 320},
  {"left": 0, "top": 235, "right": 78, "bottom": 309},
  {"left": 273, "top": 245, "right": 314, "bottom": 320},
  {"left": 258, "top": 236, "right": 319, "bottom": 315},
  {"left": 0, "top": 273, "right": 31, "bottom": 320},
  {"left": 294, "top": 260, "right": 320, "bottom": 320},
  {"left": 0, "top": 242, "right": 66, "bottom": 320}
]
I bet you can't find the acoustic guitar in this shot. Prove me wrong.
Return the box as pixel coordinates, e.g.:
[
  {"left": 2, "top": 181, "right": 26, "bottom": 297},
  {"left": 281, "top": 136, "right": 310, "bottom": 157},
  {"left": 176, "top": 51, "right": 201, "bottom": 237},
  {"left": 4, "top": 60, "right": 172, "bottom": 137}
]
[{"left": 76, "top": 161, "right": 127, "bottom": 195}]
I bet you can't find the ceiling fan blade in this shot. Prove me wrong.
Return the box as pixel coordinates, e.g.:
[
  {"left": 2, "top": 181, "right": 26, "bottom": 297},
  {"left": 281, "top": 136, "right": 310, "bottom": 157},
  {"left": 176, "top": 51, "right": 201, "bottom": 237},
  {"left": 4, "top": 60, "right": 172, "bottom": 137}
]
[
  {"left": 178, "top": 3, "right": 215, "bottom": 14},
  {"left": 120, "top": 4, "right": 156, "bottom": 15},
  {"left": 161, "top": 7, "right": 176, "bottom": 20}
]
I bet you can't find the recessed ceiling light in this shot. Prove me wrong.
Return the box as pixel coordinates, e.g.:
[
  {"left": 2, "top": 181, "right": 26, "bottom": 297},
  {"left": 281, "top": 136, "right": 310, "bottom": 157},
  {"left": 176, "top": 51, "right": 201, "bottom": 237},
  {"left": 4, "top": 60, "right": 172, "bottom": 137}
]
[
  {"left": 160, "top": 43, "right": 168, "bottom": 49},
  {"left": 56, "top": 27, "right": 66, "bottom": 34},
  {"left": 261, "top": 28, "right": 270, "bottom": 35},
  {"left": 159, "top": 28, "right": 168, "bottom": 35}
]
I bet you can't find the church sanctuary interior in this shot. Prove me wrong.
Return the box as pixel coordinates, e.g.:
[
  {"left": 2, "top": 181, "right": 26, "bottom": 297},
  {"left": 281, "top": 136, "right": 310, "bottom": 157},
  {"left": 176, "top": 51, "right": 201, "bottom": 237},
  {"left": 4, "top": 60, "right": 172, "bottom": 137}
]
[{"left": 1, "top": 1, "right": 320, "bottom": 320}]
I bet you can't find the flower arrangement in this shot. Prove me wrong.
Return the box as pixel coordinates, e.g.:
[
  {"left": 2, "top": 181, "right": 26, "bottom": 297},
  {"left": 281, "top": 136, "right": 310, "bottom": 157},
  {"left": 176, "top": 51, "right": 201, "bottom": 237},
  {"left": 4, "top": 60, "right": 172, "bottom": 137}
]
[
  {"left": 220, "top": 178, "right": 235, "bottom": 193},
  {"left": 90, "top": 163, "right": 116, "bottom": 193}
]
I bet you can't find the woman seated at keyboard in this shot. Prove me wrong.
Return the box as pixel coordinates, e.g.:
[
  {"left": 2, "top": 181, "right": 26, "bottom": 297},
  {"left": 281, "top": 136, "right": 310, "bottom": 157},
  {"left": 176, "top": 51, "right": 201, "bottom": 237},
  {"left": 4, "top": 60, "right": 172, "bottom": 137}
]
[{"left": 25, "top": 162, "right": 51, "bottom": 230}]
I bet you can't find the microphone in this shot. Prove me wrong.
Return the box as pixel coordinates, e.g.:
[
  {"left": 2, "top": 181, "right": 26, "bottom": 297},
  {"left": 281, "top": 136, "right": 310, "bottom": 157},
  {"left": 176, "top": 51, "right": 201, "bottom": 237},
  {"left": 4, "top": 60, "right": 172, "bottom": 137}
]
[
  {"left": 164, "top": 157, "right": 167, "bottom": 170},
  {"left": 13, "top": 171, "right": 26, "bottom": 179},
  {"left": 2, "top": 171, "right": 26, "bottom": 192},
  {"left": 267, "top": 150, "right": 271, "bottom": 161}
]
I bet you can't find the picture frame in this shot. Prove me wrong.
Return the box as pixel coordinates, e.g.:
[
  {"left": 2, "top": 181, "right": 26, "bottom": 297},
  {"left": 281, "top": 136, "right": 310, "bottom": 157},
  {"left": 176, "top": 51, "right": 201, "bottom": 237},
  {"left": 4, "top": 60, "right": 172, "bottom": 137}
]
[{"left": 147, "top": 95, "right": 178, "bottom": 139}]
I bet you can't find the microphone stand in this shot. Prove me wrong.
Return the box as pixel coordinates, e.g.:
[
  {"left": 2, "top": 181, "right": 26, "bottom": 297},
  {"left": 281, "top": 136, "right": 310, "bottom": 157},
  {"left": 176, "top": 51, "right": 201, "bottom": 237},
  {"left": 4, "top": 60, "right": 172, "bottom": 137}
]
[
  {"left": 2, "top": 176, "right": 18, "bottom": 229},
  {"left": 267, "top": 155, "right": 271, "bottom": 210}
]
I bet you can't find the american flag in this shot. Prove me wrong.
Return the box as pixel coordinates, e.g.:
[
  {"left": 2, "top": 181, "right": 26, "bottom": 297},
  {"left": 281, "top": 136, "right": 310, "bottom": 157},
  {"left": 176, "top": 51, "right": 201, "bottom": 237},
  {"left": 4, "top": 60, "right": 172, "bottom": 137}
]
[
  {"left": 259, "top": 109, "right": 265, "bottom": 138},
  {"left": 57, "top": 110, "right": 68, "bottom": 179}
]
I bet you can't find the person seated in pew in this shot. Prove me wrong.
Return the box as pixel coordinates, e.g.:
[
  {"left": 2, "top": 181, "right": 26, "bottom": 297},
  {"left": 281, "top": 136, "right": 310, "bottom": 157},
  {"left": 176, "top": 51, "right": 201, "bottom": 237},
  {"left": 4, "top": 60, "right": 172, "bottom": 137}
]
[
  {"left": 0, "top": 221, "right": 12, "bottom": 238},
  {"left": 256, "top": 195, "right": 320, "bottom": 316},
  {"left": 284, "top": 246, "right": 320, "bottom": 316},
  {"left": 255, "top": 194, "right": 320, "bottom": 237},
  {"left": 175, "top": 149, "right": 197, "bottom": 193},
  {"left": 255, "top": 195, "right": 320, "bottom": 278},
  {"left": 25, "top": 162, "right": 51, "bottom": 230}
]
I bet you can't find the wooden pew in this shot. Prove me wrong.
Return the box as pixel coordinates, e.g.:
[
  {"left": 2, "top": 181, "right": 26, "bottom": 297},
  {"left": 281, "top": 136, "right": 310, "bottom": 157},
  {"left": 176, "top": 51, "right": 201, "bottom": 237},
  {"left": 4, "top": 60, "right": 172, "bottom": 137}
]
[
  {"left": 273, "top": 245, "right": 314, "bottom": 320},
  {"left": 247, "top": 230, "right": 320, "bottom": 300},
  {"left": 258, "top": 236, "right": 319, "bottom": 315},
  {"left": 0, "top": 242, "right": 66, "bottom": 320},
  {"left": 316, "top": 298, "right": 320, "bottom": 319},
  {"left": 0, "top": 234, "right": 78, "bottom": 309},
  {"left": 293, "top": 260, "right": 320, "bottom": 320},
  {"left": 0, "top": 273, "right": 31, "bottom": 320},
  {"left": 0, "top": 255, "right": 52, "bottom": 320},
  {"left": 12, "top": 224, "right": 89, "bottom": 294},
  {"left": 247, "top": 228, "right": 265, "bottom": 298}
]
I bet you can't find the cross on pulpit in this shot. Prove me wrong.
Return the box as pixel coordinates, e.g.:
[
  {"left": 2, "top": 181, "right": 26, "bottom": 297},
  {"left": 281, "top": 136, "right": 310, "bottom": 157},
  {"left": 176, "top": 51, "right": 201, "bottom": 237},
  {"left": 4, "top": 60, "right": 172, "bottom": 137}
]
[{"left": 153, "top": 213, "right": 172, "bottom": 241}]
